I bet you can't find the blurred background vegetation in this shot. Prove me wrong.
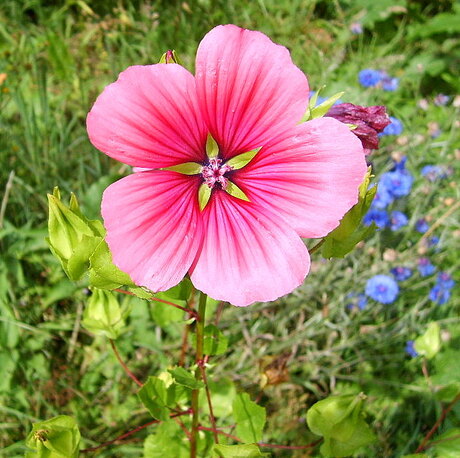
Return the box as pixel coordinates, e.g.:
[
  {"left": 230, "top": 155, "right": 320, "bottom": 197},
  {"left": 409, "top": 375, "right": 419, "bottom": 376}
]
[{"left": 0, "top": 0, "right": 459, "bottom": 456}]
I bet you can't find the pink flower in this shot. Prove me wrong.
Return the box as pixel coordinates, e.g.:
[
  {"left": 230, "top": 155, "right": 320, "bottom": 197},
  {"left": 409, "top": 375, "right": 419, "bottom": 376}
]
[{"left": 87, "top": 25, "right": 366, "bottom": 307}]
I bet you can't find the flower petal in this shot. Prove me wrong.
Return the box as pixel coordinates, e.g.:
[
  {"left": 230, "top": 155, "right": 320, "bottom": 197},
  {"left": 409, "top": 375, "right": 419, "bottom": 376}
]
[
  {"left": 189, "top": 192, "right": 310, "bottom": 307},
  {"left": 87, "top": 64, "right": 207, "bottom": 168},
  {"left": 102, "top": 171, "right": 203, "bottom": 292},
  {"left": 195, "top": 25, "right": 309, "bottom": 159},
  {"left": 234, "top": 117, "right": 367, "bottom": 238}
]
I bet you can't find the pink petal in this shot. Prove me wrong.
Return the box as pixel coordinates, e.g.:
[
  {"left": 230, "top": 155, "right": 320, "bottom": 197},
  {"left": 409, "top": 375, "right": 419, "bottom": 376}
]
[
  {"left": 195, "top": 25, "right": 309, "bottom": 159},
  {"left": 102, "top": 171, "right": 203, "bottom": 292},
  {"left": 189, "top": 192, "right": 310, "bottom": 307},
  {"left": 234, "top": 117, "right": 367, "bottom": 238},
  {"left": 87, "top": 64, "right": 207, "bottom": 168}
]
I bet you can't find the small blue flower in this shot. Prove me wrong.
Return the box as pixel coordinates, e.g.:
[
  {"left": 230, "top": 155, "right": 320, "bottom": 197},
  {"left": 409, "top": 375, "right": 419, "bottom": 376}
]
[
  {"left": 365, "top": 274, "right": 399, "bottom": 304},
  {"left": 380, "top": 116, "right": 403, "bottom": 136},
  {"left": 371, "top": 185, "right": 393, "bottom": 209},
  {"left": 418, "top": 258, "right": 436, "bottom": 277},
  {"left": 415, "top": 218, "right": 430, "bottom": 233},
  {"left": 437, "top": 272, "right": 455, "bottom": 289},
  {"left": 364, "top": 209, "right": 389, "bottom": 229},
  {"left": 359, "top": 69, "right": 383, "bottom": 87},
  {"left": 405, "top": 340, "right": 419, "bottom": 358},
  {"left": 382, "top": 76, "right": 399, "bottom": 91},
  {"left": 434, "top": 94, "right": 450, "bottom": 106},
  {"left": 391, "top": 266, "right": 413, "bottom": 282},
  {"left": 346, "top": 292, "right": 368, "bottom": 310},
  {"left": 380, "top": 170, "right": 413, "bottom": 198},
  {"left": 429, "top": 284, "right": 452, "bottom": 305},
  {"left": 428, "top": 236, "right": 440, "bottom": 247},
  {"left": 421, "top": 165, "right": 447, "bottom": 182},
  {"left": 390, "top": 211, "right": 408, "bottom": 231},
  {"left": 350, "top": 22, "right": 363, "bottom": 34}
]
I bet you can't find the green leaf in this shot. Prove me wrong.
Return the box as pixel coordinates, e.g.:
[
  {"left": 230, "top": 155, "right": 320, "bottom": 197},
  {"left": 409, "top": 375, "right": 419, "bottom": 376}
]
[
  {"left": 162, "top": 162, "right": 202, "bottom": 175},
  {"left": 206, "top": 133, "right": 219, "bottom": 158},
  {"left": 202, "top": 324, "right": 228, "bottom": 356},
  {"left": 143, "top": 420, "right": 189, "bottom": 457},
  {"left": 88, "top": 239, "right": 135, "bottom": 289},
  {"left": 232, "top": 393, "right": 266, "bottom": 443},
  {"left": 81, "top": 288, "right": 126, "bottom": 339},
  {"left": 213, "top": 444, "right": 268, "bottom": 457},
  {"left": 138, "top": 376, "right": 170, "bottom": 421},
  {"left": 168, "top": 366, "right": 204, "bottom": 390},
  {"left": 430, "top": 428, "right": 460, "bottom": 457},
  {"left": 414, "top": 322, "right": 441, "bottom": 359},
  {"left": 225, "top": 181, "right": 250, "bottom": 202},
  {"left": 198, "top": 183, "right": 212, "bottom": 211},
  {"left": 226, "top": 148, "right": 261, "bottom": 170},
  {"left": 25, "top": 415, "right": 80, "bottom": 458}
]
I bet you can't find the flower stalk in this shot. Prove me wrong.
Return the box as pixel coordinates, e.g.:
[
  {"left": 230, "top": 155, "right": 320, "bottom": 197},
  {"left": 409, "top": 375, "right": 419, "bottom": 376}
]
[{"left": 190, "top": 291, "right": 207, "bottom": 457}]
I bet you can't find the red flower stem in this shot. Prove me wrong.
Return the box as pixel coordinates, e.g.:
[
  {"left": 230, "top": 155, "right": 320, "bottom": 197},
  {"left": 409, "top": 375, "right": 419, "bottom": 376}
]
[
  {"left": 190, "top": 291, "right": 207, "bottom": 458},
  {"left": 80, "top": 409, "right": 192, "bottom": 453},
  {"left": 174, "top": 417, "right": 192, "bottom": 440},
  {"left": 109, "top": 339, "right": 143, "bottom": 387},
  {"left": 309, "top": 238, "right": 325, "bottom": 255},
  {"left": 114, "top": 288, "right": 198, "bottom": 319},
  {"left": 415, "top": 392, "right": 460, "bottom": 453},
  {"left": 199, "top": 364, "right": 219, "bottom": 444},
  {"left": 197, "top": 426, "right": 322, "bottom": 450}
]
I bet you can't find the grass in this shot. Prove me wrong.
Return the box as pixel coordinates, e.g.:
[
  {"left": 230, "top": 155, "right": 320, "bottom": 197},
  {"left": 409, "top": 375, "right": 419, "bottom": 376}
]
[{"left": 0, "top": 0, "right": 459, "bottom": 456}]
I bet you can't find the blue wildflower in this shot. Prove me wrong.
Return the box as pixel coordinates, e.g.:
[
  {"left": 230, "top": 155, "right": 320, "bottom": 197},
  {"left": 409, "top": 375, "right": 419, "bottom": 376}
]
[
  {"left": 365, "top": 275, "right": 399, "bottom": 304},
  {"left": 380, "top": 169, "right": 413, "bottom": 198},
  {"left": 405, "top": 340, "right": 419, "bottom": 358},
  {"left": 434, "top": 94, "right": 450, "bottom": 106},
  {"left": 359, "top": 69, "right": 383, "bottom": 87},
  {"left": 391, "top": 266, "right": 413, "bottom": 282},
  {"left": 371, "top": 185, "right": 393, "bottom": 209},
  {"left": 421, "top": 165, "right": 447, "bottom": 182},
  {"left": 418, "top": 258, "right": 436, "bottom": 277},
  {"left": 415, "top": 218, "right": 429, "bottom": 233},
  {"left": 382, "top": 76, "right": 399, "bottom": 91},
  {"left": 437, "top": 272, "right": 455, "bottom": 289},
  {"left": 364, "top": 209, "right": 389, "bottom": 229},
  {"left": 380, "top": 116, "right": 403, "bottom": 136},
  {"left": 350, "top": 22, "right": 363, "bottom": 34},
  {"left": 390, "top": 211, "right": 408, "bottom": 231},
  {"left": 428, "top": 236, "right": 440, "bottom": 247},
  {"left": 346, "top": 292, "right": 368, "bottom": 310},
  {"left": 429, "top": 284, "right": 451, "bottom": 305}
]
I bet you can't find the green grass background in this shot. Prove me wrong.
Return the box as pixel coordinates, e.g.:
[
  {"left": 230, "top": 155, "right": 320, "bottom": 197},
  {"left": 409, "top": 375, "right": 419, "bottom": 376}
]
[{"left": 0, "top": 0, "right": 459, "bottom": 456}]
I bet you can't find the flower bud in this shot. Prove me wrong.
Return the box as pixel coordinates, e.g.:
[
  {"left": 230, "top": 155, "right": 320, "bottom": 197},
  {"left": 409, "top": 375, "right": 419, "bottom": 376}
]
[{"left": 25, "top": 415, "right": 81, "bottom": 458}]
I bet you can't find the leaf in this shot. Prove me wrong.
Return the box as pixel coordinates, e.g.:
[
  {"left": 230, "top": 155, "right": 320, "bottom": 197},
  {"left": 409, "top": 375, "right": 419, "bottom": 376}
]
[
  {"left": 430, "top": 428, "right": 460, "bottom": 457},
  {"left": 213, "top": 444, "right": 268, "bottom": 457},
  {"left": 168, "top": 366, "right": 204, "bottom": 390},
  {"left": 414, "top": 322, "right": 441, "bottom": 359},
  {"left": 138, "top": 376, "right": 170, "bottom": 421},
  {"left": 143, "top": 420, "right": 189, "bottom": 457},
  {"left": 232, "top": 393, "right": 266, "bottom": 443},
  {"left": 162, "top": 162, "right": 202, "bottom": 175},
  {"left": 202, "top": 324, "right": 228, "bottom": 356},
  {"left": 225, "top": 181, "right": 250, "bottom": 202},
  {"left": 198, "top": 183, "right": 212, "bottom": 211},
  {"left": 226, "top": 148, "right": 261, "bottom": 170}
]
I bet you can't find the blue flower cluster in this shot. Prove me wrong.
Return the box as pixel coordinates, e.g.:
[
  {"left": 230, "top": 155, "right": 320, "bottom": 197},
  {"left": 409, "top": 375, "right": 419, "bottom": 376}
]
[
  {"left": 364, "top": 157, "right": 413, "bottom": 231},
  {"left": 418, "top": 257, "right": 436, "bottom": 277},
  {"left": 358, "top": 69, "right": 399, "bottom": 91},
  {"left": 365, "top": 274, "right": 399, "bottom": 304},
  {"left": 429, "top": 272, "right": 455, "bottom": 305},
  {"left": 391, "top": 266, "right": 413, "bottom": 282},
  {"left": 380, "top": 116, "right": 403, "bottom": 136},
  {"left": 421, "top": 165, "right": 448, "bottom": 182}
]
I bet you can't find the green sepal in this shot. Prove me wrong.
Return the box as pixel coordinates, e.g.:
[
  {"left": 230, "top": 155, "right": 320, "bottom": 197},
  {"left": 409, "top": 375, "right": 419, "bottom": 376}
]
[
  {"left": 213, "top": 444, "right": 269, "bottom": 457},
  {"left": 346, "top": 123, "right": 358, "bottom": 130},
  {"left": 168, "top": 366, "right": 204, "bottom": 390},
  {"left": 199, "top": 183, "right": 212, "bottom": 211},
  {"left": 81, "top": 288, "right": 128, "bottom": 339},
  {"left": 310, "top": 91, "right": 344, "bottom": 119},
  {"left": 225, "top": 181, "right": 250, "bottom": 202},
  {"left": 88, "top": 239, "right": 135, "bottom": 290},
  {"left": 321, "top": 167, "right": 377, "bottom": 258},
  {"left": 162, "top": 162, "right": 202, "bottom": 175},
  {"left": 206, "top": 133, "right": 219, "bottom": 158},
  {"left": 158, "top": 49, "right": 181, "bottom": 65},
  {"left": 25, "top": 415, "right": 81, "bottom": 458},
  {"left": 226, "top": 147, "right": 261, "bottom": 170},
  {"left": 414, "top": 322, "right": 441, "bottom": 359},
  {"left": 232, "top": 393, "right": 266, "bottom": 444},
  {"left": 138, "top": 376, "right": 171, "bottom": 421}
]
